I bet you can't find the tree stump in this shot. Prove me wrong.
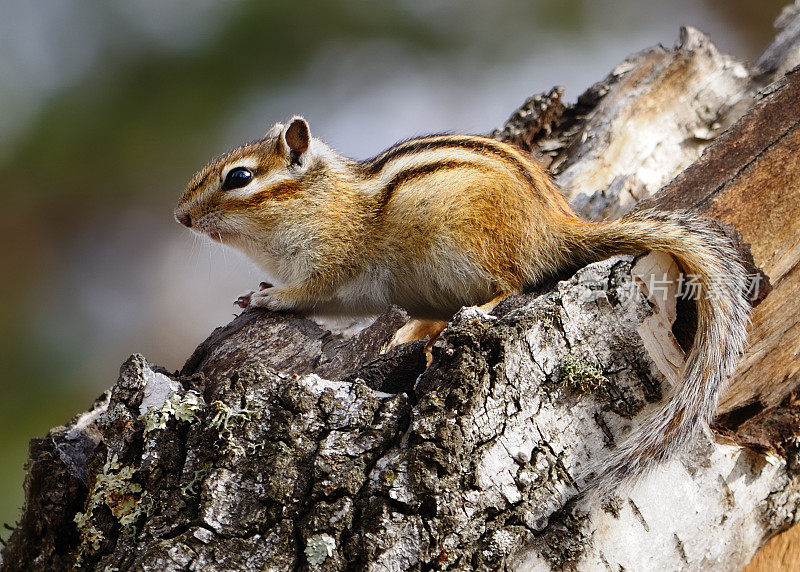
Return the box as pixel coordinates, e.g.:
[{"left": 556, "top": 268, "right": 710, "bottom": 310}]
[{"left": 3, "top": 4, "right": 800, "bottom": 571}]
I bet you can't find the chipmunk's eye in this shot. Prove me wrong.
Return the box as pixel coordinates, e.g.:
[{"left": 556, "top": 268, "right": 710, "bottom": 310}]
[{"left": 222, "top": 167, "right": 253, "bottom": 190}]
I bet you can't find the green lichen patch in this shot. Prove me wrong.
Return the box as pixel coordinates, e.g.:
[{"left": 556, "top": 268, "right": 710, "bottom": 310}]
[
  {"left": 141, "top": 390, "right": 204, "bottom": 434},
  {"left": 208, "top": 399, "right": 259, "bottom": 434},
  {"left": 305, "top": 533, "right": 336, "bottom": 566},
  {"left": 73, "top": 453, "right": 144, "bottom": 564},
  {"left": 180, "top": 464, "right": 212, "bottom": 498},
  {"left": 558, "top": 354, "right": 607, "bottom": 394}
]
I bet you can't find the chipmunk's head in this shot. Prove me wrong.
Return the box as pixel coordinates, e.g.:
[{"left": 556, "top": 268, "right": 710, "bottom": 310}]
[{"left": 174, "top": 116, "right": 329, "bottom": 247}]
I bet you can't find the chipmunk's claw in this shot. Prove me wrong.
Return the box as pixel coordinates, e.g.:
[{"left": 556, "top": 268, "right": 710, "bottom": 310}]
[
  {"left": 234, "top": 294, "right": 252, "bottom": 309},
  {"left": 235, "top": 283, "right": 271, "bottom": 309}
]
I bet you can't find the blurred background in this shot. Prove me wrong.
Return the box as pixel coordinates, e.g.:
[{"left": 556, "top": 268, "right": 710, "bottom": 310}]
[{"left": 0, "top": 0, "right": 786, "bottom": 531}]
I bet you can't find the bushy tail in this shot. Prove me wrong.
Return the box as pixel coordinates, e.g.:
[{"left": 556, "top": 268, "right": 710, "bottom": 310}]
[{"left": 564, "top": 209, "right": 752, "bottom": 494}]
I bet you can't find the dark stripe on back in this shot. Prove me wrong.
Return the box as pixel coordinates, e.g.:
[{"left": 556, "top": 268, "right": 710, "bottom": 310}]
[
  {"left": 363, "top": 135, "right": 544, "bottom": 202},
  {"left": 375, "top": 160, "right": 479, "bottom": 214}
]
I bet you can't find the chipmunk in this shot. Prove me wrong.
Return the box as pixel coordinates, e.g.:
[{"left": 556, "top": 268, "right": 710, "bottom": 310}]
[{"left": 174, "top": 116, "right": 750, "bottom": 493}]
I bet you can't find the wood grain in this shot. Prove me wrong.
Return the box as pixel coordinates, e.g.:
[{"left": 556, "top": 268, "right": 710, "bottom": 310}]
[{"left": 640, "top": 68, "right": 800, "bottom": 418}]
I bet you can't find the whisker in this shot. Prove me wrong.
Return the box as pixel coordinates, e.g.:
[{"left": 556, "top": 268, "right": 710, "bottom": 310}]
[
  {"left": 218, "top": 233, "right": 230, "bottom": 268},
  {"left": 188, "top": 233, "right": 201, "bottom": 270}
]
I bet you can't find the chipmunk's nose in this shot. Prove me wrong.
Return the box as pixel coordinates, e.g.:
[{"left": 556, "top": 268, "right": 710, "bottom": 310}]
[{"left": 176, "top": 211, "right": 192, "bottom": 227}]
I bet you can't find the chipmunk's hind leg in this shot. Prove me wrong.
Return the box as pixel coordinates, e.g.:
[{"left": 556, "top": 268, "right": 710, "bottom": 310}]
[
  {"left": 385, "top": 294, "right": 510, "bottom": 365},
  {"left": 386, "top": 318, "right": 448, "bottom": 351},
  {"left": 477, "top": 294, "right": 507, "bottom": 314}
]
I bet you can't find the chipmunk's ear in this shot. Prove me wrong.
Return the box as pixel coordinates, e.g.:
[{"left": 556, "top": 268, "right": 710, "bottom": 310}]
[{"left": 281, "top": 116, "right": 311, "bottom": 164}]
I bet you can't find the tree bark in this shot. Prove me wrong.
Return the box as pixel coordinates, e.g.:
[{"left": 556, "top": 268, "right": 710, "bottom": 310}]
[{"left": 4, "top": 5, "right": 800, "bottom": 571}]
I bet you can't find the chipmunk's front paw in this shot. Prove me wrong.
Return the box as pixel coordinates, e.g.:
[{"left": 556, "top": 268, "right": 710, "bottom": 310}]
[
  {"left": 234, "top": 292, "right": 253, "bottom": 309},
  {"left": 233, "top": 281, "right": 275, "bottom": 309},
  {"left": 236, "top": 286, "right": 293, "bottom": 312}
]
